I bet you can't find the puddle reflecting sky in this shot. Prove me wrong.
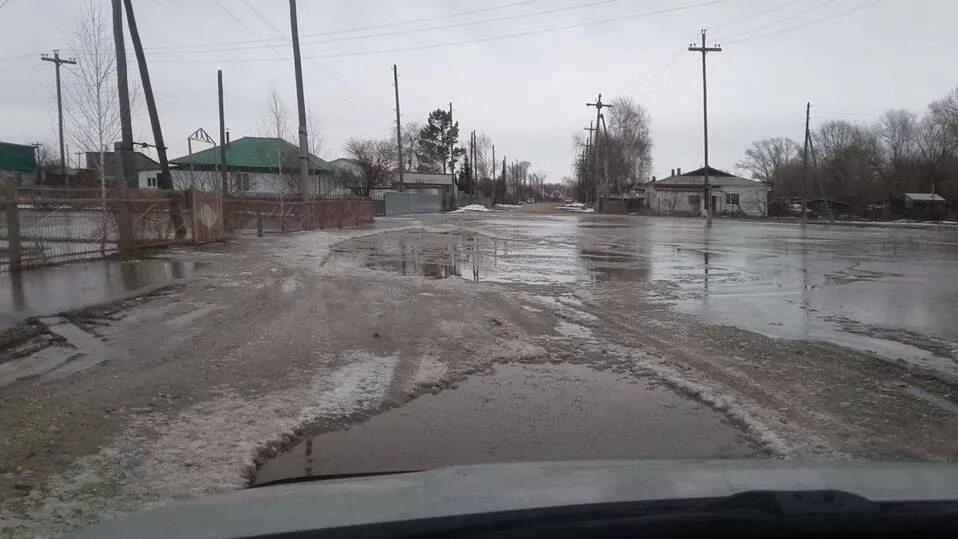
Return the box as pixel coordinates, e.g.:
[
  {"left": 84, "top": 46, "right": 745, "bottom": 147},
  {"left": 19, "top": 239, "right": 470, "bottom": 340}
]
[
  {"left": 334, "top": 215, "right": 958, "bottom": 362},
  {"left": 0, "top": 259, "right": 202, "bottom": 325}
]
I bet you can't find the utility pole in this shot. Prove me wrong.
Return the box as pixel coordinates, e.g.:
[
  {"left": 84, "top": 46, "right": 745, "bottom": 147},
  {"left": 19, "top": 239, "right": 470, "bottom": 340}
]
[
  {"left": 289, "top": 0, "right": 311, "bottom": 222},
  {"left": 41, "top": 49, "right": 76, "bottom": 180},
  {"left": 123, "top": 0, "right": 184, "bottom": 237},
  {"left": 471, "top": 130, "right": 476, "bottom": 194},
  {"left": 111, "top": 0, "right": 133, "bottom": 252},
  {"left": 689, "top": 28, "right": 721, "bottom": 225},
  {"left": 583, "top": 122, "right": 596, "bottom": 203},
  {"left": 586, "top": 94, "right": 611, "bottom": 210},
  {"left": 217, "top": 69, "right": 227, "bottom": 193},
  {"left": 491, "top": 143, "right": 496, "bottom": 206},
  {"left": 393, "top": 64, "right": 404, "bottom": 192},
  {"left": 801, "top": 102, "right": 810, "bottom": 225},
  {"left": 449, "top": 102, "right": 457, "bottom": 208}
]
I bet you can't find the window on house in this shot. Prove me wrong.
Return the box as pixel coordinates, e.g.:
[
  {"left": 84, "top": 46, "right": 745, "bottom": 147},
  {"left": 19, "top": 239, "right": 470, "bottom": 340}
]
[
  {"left": 146, "top": 175, "right": 157, "bottom": 187},
  {"left": 234, "top": 172, "right": 251, "bottom": 191},
  {"left": 725, "top": 192, "right": 740, "bottom": 206},
  {"left": 687, "top": 194, "right": 700, "bottom": 207}
]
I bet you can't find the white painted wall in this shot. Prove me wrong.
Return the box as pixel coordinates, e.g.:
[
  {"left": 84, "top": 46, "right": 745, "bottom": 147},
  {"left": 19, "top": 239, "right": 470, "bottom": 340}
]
[
  {"left": 645, "top": 185, "right": 769, "bottom": 216},
  {"left": 137, "top": 169, "right": 161, "bottom": 189},
  {"left": 170, "top": 169, "right": 351, "bottom": 196}
]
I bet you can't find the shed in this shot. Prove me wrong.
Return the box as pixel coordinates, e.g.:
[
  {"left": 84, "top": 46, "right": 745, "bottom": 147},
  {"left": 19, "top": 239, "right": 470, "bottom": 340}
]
[{"left": 0, "top": 141, "right": 38, "bottom": 186}]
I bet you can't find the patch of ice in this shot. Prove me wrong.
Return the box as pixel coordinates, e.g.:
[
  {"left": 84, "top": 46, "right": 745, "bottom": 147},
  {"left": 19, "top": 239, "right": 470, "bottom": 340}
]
[
  {"left": 558, "top": 203, "right": 595, "bottom": 213},
  {"left": 1, "top": 353, "right": 398, "bottom": 537},
  {"left": 451, "top": 204, "right": 490, "bottom": 213}
]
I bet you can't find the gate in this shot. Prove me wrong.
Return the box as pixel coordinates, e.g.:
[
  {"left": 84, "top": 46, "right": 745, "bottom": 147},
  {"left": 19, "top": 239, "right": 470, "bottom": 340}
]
[{"left": 191, "top": 191, "right": 225, "bottom": 243}]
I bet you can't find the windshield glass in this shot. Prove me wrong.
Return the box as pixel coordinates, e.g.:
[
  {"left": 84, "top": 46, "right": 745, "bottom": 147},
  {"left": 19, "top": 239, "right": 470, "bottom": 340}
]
[{"left": 1, "top": 0, "right": 957, "bottom": 536}]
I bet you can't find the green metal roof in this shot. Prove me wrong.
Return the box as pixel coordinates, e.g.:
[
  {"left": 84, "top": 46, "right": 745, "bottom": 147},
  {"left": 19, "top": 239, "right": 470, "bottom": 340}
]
[
  {"left": 170, "top": 136, "right": 331, "bottom": 173},
  {"left": 0, "top": 142, "right": 37, "bottom": 172}
]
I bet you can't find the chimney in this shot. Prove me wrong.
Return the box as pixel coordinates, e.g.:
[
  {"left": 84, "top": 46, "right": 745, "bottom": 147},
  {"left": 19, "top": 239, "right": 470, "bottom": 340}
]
[
  {"left": 677, "top": 167, "right": 682, "bottom": 175},
  {"left": 651, "top": 176, "right": 656, "bottom": 183},
  {"left": 670, "top": 168, "right": 675, "bottom": 176}
]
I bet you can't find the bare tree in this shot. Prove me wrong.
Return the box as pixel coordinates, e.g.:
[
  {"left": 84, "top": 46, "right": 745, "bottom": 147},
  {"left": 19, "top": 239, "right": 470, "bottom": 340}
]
[
  {"left": 345, "top": 138, "right": 397, "bottom": 197},
  {"left": 606, "top": 97, "right": 653, "bottom": 191},
  {"left": 306, "top": 109, "right": 324, "bottom": 158},
  {"left": 259, "top": 87, "right": 291, "bottom": 141},
  {"left": 473, "top": 132, "right": 493, "bottom": 179},
  {"left": 736, "top": 137, "right": 800, "bottom": 183},
  {"left": 400, "top": 121, "right": 421, "bottom": 171},
  {"left": 662, "top": 191, "right": 680, "bottom": 215},
  {"left": 66, "top": 0, "right": 138, "bottom": 189}
]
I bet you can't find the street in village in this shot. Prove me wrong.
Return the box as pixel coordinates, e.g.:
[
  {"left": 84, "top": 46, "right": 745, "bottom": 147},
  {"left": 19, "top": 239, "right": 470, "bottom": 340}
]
[{"left": 1, "top": 206, "right": 958, "bottom": 535}]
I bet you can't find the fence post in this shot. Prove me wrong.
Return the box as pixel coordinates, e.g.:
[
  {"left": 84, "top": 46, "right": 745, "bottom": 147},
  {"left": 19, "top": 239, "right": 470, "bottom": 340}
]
[
  {"left": 3, "top": 186, "right": 22, "bottom": 271},
  {"left": 256, "top": 208, "right": 263, "bottom": 237}
]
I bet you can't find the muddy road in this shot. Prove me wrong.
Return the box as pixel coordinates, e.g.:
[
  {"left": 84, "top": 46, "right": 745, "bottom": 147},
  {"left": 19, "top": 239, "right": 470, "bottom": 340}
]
[{"left": 1, "top": 212, "right": 957, "bottom": 535}]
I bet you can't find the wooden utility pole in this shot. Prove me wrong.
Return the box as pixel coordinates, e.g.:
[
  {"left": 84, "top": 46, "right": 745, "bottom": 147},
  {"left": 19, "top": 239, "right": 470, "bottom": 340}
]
[
  {"left": 801, "top": 102, "right": 810, "bottom": 225},
  {"left": 471, "top": 130, "right": 476, "bottom": 194},
  {"left": 217, "top": 69, "right": 227, "bottom": 193},
  {"left": 586, "top": 94, "right": 611, "bottom": 210},
  {"left": 41, "top": 49, "right": 76, "bottom": 179},
  {"left": 289, "top": 0, "right": 311, "bottom": 210},
  {"left": 449, "top": 102, "right": 457, "bottom": 208},
  {"left": 123, "top": 0, "right": 184, "bottom": 237},
  {"left": 689, "top": 28, "right": 721, "bottom": 224},
  {"left": 583, "top": 122, "right": 596, "bottom": 203},
  {"left": 490, "top": 143, "right": 496, "bottom": 205},
  {"left": 393, "top": 64, "right": 404, "bottom": 192},
  {"left": 110, "top": 0, "right": 133, "bottom": 252}
]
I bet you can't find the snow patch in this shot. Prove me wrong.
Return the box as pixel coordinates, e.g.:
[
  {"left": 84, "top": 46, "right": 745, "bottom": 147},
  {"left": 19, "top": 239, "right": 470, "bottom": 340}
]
[
  {"left": 451, "top": 204, "right": 490, "bottom": 213},
  {"left": 2, "top": 353, "right": 398, "bottom": 537}
]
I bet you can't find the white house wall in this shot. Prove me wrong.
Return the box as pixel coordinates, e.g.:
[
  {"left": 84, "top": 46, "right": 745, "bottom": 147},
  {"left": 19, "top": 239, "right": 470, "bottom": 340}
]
[
  {"left": 170, "top": 169, "right": 351, "bottom": 196},
  {"left": 646, "top": 184, "right": 768, "bottom": 217}
]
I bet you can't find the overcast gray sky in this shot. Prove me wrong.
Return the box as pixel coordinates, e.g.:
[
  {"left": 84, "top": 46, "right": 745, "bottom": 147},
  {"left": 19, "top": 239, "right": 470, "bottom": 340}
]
[{"left": 1, "top": 0, "right": 956, "bottom": 182}]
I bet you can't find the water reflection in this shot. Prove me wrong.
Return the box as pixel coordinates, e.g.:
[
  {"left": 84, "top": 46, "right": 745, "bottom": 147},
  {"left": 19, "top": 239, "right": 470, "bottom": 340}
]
[{"left": 0, "top": 259, "right": 200, "bottom": 325}]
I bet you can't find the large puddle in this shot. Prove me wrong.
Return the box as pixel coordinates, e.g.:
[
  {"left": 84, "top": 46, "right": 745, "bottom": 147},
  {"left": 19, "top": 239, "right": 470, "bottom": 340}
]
[
  {"left": 330, "top": 221, "right": 958, "bottom": 371},
  {"left": 0, "top": 258, "right": 204, "bottom": 325},
  {"left": 253, "top": 363, "right": 759, "bottom": 485}
]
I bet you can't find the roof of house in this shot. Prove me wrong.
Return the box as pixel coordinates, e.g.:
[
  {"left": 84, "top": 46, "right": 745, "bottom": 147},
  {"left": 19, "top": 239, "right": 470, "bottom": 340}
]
[
  {"left": 0, "top": 141, "right": 37, "bottom": 172},
  {"left": 904, "top": 193, "right": 946, "bottom": 202},
  {"left": 85, "top": 151, "right": 160, "bottom": 174},
  {"left": 653, "top": 166, "right": 766, "bottom": 188},
  {"left": 170, "top": 137, "right": 331, "bottom": 173}
]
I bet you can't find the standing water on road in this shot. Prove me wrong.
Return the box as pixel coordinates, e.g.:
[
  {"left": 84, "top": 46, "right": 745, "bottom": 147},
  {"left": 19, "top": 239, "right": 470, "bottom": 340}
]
[
  {"left": 254, "top": 363, "right": 759, "bottom": 484},
  {"left": 331, "top": 216, "right": 958, "bottom": 373},
  {"left": 0, "top": 258, "right": 202, "bottom": 326}
]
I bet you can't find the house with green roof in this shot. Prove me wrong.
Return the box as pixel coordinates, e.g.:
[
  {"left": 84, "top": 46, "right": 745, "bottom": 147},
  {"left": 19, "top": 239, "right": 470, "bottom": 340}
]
[
  {"left": 0, "top": 141, "right": 38, "bottom": 186},
  {"left": 170, "top": 136, "right": 345, "bottom": 195}
]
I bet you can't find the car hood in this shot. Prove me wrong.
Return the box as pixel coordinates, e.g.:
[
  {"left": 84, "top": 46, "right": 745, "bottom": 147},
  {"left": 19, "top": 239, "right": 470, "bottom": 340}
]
[{"left": 73, "top": 459, "right": 958, "bottom": 538}]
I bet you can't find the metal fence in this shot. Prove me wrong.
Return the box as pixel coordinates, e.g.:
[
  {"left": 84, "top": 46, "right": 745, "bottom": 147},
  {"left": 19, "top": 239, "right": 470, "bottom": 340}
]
[
  {"left": 0, "top": 188, "right": 374, "bottom": 272},
  {"left": 1, "top": 187, "right": 190, "bottom": 271},
  {"left": 223, "top": 193, "right": 374, "bottom": 236}
]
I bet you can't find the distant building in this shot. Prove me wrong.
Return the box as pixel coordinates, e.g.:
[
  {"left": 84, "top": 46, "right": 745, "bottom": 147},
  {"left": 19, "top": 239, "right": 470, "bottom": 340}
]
[
  {"left": 641, "top": 166, "right": 770, "bottom": 217},
  {"left": 84, "top": 151, "right": 161, "bottom": 189},
  {"left": 903, "top": 193, "right": 947, "bottom": 220},
  {"left": 327, "top": 158, "right": 362, "bottom": 177},
  {"left": 169, "top": 137, "right": 341, "bottom": 195},
  {"left": 0, "top": 141, "right": 38, "bottom": 186}
]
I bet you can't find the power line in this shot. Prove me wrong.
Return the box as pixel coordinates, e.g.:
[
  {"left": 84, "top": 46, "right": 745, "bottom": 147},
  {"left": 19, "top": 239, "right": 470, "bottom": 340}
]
[
  {"left": 145, "top": 0, "right": 727, "bottom": 63},
  {"left": 638, "top": 59, "right": 697, "bottom": 97},
  {"left": 714, "top": 0, "right": 838, "bottom": 42},
  {"left": 213, "top": 0, "right": 387, "bottom": 115},
  {"left": 151, "top": 0, "right": 622, "bottom": 55},
  {"left": 723, "top": 0, "right": 885, "bottom": 44},
  {"left": 147, "top": 0, "right": 540, "bottom": 52},
  {"left": 707, "top": 0, "right": 804, "bottom": 31}
]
